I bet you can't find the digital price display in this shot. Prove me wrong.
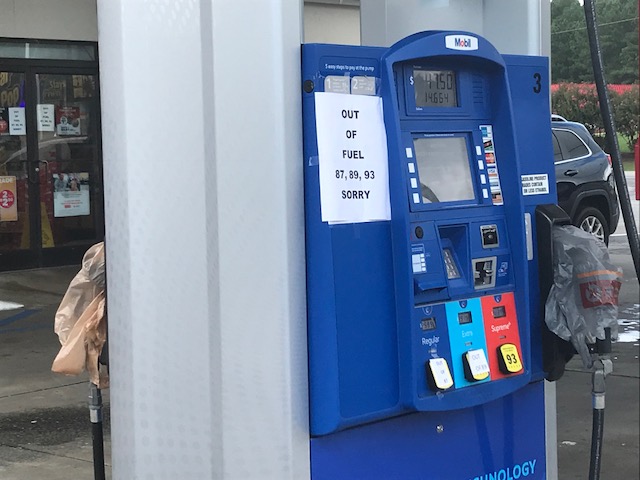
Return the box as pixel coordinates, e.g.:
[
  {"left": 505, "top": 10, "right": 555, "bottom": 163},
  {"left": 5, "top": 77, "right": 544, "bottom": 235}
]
[
  {"left": 458, "top": 311, "right": 472, "bottom": 325},
  {"left": 413, "top": 69, "right": 457, "bottom": 107},
  {"left": 492, "top": 306, "right": 507, "bottom": 318},
  {"left": 421, "top": 317, "right": 437, "bottom": 331}
]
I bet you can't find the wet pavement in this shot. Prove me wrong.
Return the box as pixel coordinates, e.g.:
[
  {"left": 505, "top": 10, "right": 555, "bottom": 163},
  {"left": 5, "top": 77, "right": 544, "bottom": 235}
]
[
  {"left": 0, "top": 404, "right": 111, "bottom": 478},
  {"left": 555, "top": 171, "right": 639, "bottom": 480},
  {"left": 1, "top": 269, "right": 636, "bottom": 480},
  {"left": 0, "top": 267, "right": 111, "bottom": 479}
]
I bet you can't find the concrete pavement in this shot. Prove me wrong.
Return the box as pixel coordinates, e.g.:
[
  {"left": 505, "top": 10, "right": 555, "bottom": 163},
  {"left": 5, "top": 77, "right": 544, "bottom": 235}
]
[
  {"left": 0, "top": 172, "right": 637, "bottom": 479},
  {"left": 1, "top": 265, "right": 637, "bottom": 479},
  {"left": 0, "top": 267, "right": 111, "bottom": 480}
]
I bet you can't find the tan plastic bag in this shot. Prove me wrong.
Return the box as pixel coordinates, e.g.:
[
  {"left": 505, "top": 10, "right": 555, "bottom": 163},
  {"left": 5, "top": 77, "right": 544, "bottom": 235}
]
[
  {"left": 52, "top": 242, "right": 108, "bottom": 388},
  {"left": 52, "top": 292, "right": 105, "bottom": 373},
  {"left": 54, "top": 242, "right": 105, "bottom": 343}
]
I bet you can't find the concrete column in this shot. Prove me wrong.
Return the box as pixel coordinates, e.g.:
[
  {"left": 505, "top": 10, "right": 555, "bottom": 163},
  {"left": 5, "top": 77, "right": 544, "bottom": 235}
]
[
  {"left": 361, "top": 0, "right": 484, "bottom": 47},
  {"left": 361, "top": 0, "right": 550, "bottom": 56},
  {"left": 97, "top": 1, "right": 309, "bottom": 478},
  {"left": 483, "top": 0, "right": 551, "bottom": 56}
]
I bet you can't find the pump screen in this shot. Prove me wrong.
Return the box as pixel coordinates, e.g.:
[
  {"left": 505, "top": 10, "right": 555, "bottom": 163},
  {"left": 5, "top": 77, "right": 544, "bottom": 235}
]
[
  {"left": 414, "top": 136, "right": 475, "bottom": 204},
  {"left": 413, "top": 69, "right": 457, "bottom": 107},
  {"left": 458, "top": 311, "right": 472, "bottom": 325}
]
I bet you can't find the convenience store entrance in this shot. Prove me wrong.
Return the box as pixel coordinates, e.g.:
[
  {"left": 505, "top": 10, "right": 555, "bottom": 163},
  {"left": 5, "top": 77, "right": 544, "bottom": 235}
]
[{"left": 0, "top": 40, "right": 103, "bottom": 271}]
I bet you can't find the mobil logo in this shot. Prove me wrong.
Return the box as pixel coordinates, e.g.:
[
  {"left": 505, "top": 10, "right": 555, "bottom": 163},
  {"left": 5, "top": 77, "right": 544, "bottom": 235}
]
[{"left": 445, "top": 34, "right": 479, "bottom": 51}]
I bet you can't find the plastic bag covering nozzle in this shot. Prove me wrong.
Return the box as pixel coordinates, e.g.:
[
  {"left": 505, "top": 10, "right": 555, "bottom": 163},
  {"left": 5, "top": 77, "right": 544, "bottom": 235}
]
[
  {"left": 52, "top": 242, "right": 107, "bottom": 387},
  {"left": 544, "top": 226, "right": 622, "bottom": 368}
]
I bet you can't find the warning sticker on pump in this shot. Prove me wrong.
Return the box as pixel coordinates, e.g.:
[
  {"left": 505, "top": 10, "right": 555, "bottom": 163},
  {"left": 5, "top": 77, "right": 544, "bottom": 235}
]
[
  {"left": 480, "top": 125, "right": 503, "bottom": 205},
  {"left": 521, "top": 174, "right": 549, "bottom": 195}
]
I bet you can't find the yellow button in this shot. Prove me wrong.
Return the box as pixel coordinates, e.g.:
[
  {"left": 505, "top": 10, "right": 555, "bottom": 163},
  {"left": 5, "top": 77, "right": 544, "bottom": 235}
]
[
  {"left": 464, "top": 349, "right": 490, "bottom": 382},
  {"left": 499, "top": 343, "right": 523, "bottom": 373}
]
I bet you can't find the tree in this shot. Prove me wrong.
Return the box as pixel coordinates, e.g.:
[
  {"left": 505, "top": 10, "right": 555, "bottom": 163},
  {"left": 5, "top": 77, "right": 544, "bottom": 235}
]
[
  {"left": 551, "top": 0, "right": 591, "bottom": 83},
  {"left": 597, "top": 0, "right": 639, "bottom": 83},
  {"left": 551, "top": 0, "right": 639, "bottom": 84}
]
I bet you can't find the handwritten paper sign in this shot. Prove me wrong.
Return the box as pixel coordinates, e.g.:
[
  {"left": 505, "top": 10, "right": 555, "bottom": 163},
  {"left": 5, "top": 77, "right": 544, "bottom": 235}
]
[
  {"left": 37, "top": 104, "right": 55, "bottom": 132},
  {"left": 314, "top": 92, "right": 390, "bottom": 224},
  {"left": 8, "top": 107, "right": 26, "bottom": 135}
]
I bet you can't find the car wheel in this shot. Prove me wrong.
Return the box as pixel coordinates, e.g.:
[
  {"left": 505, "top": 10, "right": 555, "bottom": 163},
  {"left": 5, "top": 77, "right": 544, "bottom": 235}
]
[{"left": 574, "top": 207, "right": 609, "bottom": 245}]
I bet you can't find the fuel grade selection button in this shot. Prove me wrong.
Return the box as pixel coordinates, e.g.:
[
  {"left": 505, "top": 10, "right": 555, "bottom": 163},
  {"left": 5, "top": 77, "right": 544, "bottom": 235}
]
[
  {"left": 426, "top": 358, "right": 454, "bottom": 391},
  {"left": 463, "top": 348, "right": 490, "bottom": 382},
  {"left": 498, "top": 343, "right": 523, "bottom": 374}
]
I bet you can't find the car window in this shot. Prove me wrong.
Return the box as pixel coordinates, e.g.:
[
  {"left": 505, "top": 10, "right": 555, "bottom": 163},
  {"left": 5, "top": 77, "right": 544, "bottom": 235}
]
[
  {"left": 551, "top": 132, "right": 563, "bottom": 161},
  {"left": 553, "top": 129, "right": 590, "bottom": 160},
  {"left": 2, "top": 136, "right": 88, "bottom": 167}
]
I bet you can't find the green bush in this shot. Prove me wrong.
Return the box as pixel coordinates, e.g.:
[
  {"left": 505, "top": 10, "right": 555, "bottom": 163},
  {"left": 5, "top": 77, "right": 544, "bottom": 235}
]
[
  {"left": 552, "top": 84, "right": 601, "bottom": 132},
  {"left": 552, "top": 83, "right": 639, "bottom": 152},
  {"left": 612, "top": 86, "right": 639, "bottom": 151}
]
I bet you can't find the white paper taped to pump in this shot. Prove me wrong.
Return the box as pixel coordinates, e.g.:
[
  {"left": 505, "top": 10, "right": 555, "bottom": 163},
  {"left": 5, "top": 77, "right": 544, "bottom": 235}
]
[{"left": 314, "top": 92, "right": 391, "bottom": 224}]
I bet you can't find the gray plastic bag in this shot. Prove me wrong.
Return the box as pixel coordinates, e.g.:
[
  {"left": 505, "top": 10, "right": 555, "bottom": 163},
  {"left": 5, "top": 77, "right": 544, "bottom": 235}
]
[{"left": 544, "top": 226, "right": 622, "bottom": 368}]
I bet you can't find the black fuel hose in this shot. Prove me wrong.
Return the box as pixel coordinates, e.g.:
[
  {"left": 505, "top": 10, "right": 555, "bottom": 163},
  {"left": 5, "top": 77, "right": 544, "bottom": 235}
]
[
  {"left": 589, "top": 408, "right": 605, "bottom": 480},
  {"left": 588, "top": 329, "right": 611, "bottom": 480},
  {"left": 92, "top": 420, "right": 106, "bottom": 480},
  {"left": 583, "top": 0, "right": 640, "bottom": 279},
  {"left": 89, "top": 382, "right": 106, "bottom": 480}
]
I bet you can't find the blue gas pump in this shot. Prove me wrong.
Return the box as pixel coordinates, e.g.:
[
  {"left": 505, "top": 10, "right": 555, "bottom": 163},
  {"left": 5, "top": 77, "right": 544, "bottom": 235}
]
[{"left": 303, "top": 31, "right": 560, "bottom": 480}]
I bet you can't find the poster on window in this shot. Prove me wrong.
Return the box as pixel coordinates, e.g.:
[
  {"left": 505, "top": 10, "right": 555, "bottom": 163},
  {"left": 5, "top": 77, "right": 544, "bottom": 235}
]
[
  {"left": 0, "top": 107, "right": 9, "bottom": 135},
  {"left": 0, "top": 176, "right": 18, "bottom": 221},
  {"left": 53, "top": 172, "right": 90, "bottom": 217},
  {"left": 55, "top": 106, "right": 81, "bottom": 136}
]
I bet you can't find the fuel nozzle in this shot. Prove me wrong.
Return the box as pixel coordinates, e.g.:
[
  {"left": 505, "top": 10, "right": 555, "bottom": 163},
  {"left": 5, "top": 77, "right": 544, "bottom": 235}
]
[
  {"left": 589, "top": 327, "right": 612, "bottom": 356},
  {"left": 589, "top": 328, "right": 613, "bottom": 409},
  {"left": 588, "top": 328, "right": 613, "bottom": 480}
]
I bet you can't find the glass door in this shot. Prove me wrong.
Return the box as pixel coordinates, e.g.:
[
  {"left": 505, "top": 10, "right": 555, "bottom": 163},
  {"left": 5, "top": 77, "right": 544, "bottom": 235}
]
[
  {"left": 34, "top": 71, "right": 103, "bottom": 265},
  {"left": 0, "top": 65, "right": 103, "bottom": 271},
  {"left": 0, "top": 70, "right": 32, "bottom": 270}
]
